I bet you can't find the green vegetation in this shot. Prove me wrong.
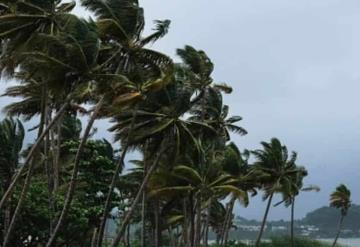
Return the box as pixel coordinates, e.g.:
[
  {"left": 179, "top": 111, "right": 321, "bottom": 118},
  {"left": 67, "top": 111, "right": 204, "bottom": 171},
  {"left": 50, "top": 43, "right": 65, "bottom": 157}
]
[
  {"left": 0, "top": 0, "right": 353, "bottom": 246},
  {"left": 209, "top": 237, "right": 337, "bottom": 247}
]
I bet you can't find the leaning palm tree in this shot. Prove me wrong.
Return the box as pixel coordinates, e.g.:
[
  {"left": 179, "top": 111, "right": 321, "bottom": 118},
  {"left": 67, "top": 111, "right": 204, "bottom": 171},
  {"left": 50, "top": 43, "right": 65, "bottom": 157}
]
[
  {"left": 108, "top": 79, "right": 217, "bottom": 247},
  {"left": 251, "top": 138, "right": 303, "bottom": 247},
  {"left": 1, "top": 11, "right": 110, "bottom": 246},
  {"left": 76, "top": 1, "right": 174, "bottom": 245},
  {"left": 219, "top": 144, "right": 255, "bottom": 247},
  {"left": 273, "top": 166, "right": 317, "bottom": 247},
  {"left": 288, "top": 184, "right": 320, "bottom": 246},
  {"left": 330, "top": 184, "right": 351, "bottom": 247}
]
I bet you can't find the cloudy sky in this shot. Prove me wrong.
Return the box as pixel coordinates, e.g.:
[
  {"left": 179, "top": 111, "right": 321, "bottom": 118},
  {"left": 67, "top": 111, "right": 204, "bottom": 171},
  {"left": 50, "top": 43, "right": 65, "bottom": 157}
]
[{"left": 1, "top": 0, "right": 360, "bottom": 221}]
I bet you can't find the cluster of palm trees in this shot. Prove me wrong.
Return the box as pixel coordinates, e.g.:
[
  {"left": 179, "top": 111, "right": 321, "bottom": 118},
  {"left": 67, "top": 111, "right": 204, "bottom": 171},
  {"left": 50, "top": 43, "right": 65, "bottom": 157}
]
[{"left": 0, "top": 0, "right": 353, "bottom": 247}]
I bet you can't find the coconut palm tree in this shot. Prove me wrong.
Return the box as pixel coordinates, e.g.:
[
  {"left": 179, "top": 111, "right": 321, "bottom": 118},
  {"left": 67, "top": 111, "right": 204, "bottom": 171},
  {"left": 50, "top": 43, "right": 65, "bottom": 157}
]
[
  {"left": 148, "top": 162, "right": 246, "bottom": 247},
  {"left": 330, "top": 184, "right": 351, "bottom": 247},
  {"left": 219, "top": 144, "right": 255, "bottom": 247},
  {"left": 108, "top": 79, "right": 217, "bottom": 247},
  {"left": 272, "top": 165, "right": 318, "bottom": 247},
  {"left": 1, "top": 10, "right": 110, "bottom": 245},
  {"left": 251, "top": 138, "right": 303, "bottom": 247},
  {"left": 75, "top": 2, "right": 174, "bottom": 245}
]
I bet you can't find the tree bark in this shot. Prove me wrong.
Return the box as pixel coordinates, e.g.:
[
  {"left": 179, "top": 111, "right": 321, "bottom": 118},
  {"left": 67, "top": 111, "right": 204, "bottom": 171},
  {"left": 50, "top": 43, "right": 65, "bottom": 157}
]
[
  {"left": 182, "top": 198, "right": 189, "bottom": 246},
  {"left": 332, "top": 214, "right": 344, "bottom": 247},
  {"left": 110, "top": 142, "right": 167, "bottom": 247},
  {"left": 223, "top": 198, "right": 236, "bottom": 246},
  {"left": 194, "top": 195, "right": 202, "bottom": 247},
  {"left": 53, "top": 113, "right": 63, "bottom": 191},
  {"left": 46, "top": 97, "right": 105, "bottom": 247},
  {"left": 290, "top": 197, "right": 295, "bottom": 247},
  {"left": 125, "top": 224, "right": 131, "bottom": 247},
  {"left": 204, "top": 197, "right": 212, "bottom": 247},
  {"left": 189, "top": 193, "right": 195, "bottom": 247},
  {"left": 141, "top": 160, "right": 148, "bottom": 247},
  {"left": 91, "top": 228, "right": 98, "bottom": 247},
  {"left": 219, "top": 199, "right": 232, "bottom": 246},
  {"left": 255, "top": 192, "right": 274, "bottom": 247},
  {"left": 44, "top": 105, "right": 55, "bottom": 234},
  {"left": 154, "top": 199, "right": 161, "bottom": 247}
]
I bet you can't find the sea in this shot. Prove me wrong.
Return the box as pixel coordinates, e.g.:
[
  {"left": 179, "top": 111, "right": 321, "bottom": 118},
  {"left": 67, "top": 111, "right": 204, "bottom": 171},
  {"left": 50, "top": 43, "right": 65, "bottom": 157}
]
[
  {"left": 318, "top": 238, "right": 360, "bottom": 247},
  {"left": 208, "top": 238, "right": 360, "bottom": 247}
]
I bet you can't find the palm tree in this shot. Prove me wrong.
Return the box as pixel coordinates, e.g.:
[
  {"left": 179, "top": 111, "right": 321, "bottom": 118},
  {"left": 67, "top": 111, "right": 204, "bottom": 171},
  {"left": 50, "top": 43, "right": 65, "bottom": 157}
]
[
  {"left": 1, "top": 9, "right": 108, "bottom": 245},
  {"left": 330, "top": 184, "right": 351, "bottom": 247},
  {"left": 251, "top": 138, "right": 303, "bottom": 247},
  {"left": 148, "top": 163, "right": 246, "bottom": 247},
  {"left": 273, "top": 166, "right": 317, "bottom": 247},
  {"left": 219, "top": 144, "right": 254, "bottom": 247},
  {"left": 108, "top": 81, "right": 216, "bottom": 247},
  {"left": 75, "top": 2, "right": 174, "bottom": 246}
]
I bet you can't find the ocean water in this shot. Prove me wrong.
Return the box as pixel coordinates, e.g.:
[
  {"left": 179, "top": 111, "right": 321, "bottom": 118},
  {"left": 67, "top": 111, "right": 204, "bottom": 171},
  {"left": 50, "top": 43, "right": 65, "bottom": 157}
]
[
  {"left": 209, "top": 238, "right": 360, "bottom": 246},
  {"left": 318, "top": 238, "right": 360, "bottom": 247}
]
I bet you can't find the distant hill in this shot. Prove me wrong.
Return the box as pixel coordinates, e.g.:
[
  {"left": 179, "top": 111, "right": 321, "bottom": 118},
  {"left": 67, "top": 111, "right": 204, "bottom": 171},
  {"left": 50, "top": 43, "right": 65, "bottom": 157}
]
[
  {"left": 303, "top": 204, "right": 360, "bottom": 231},
  {"left": 225, "top": 204, "right": 360, "bottom": 239}
]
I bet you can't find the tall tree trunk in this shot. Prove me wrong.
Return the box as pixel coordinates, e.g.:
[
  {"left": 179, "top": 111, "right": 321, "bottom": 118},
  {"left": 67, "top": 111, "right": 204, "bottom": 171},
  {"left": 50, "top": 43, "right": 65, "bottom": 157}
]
[
  {"left": 223, "top": 198, "right": 236, "bottom": 247},
  {"left": 141, "top": 191, "right": 147, "bottom": 247},
  {"left": 154, "top": 199, "right": 161, "bottom": 247},
  {"left": 141, "top": 143, "right": 148, "bottom": 247},
  {"left": 2, "top": 180, "right": 11, "bottom": 239},
  {"left": 110, "top": 142, "right": 167, "bottom": 247},
  {"left": 96, "top": 109, "right": 138, "bottom": 247},
  {"left": 168, "top": 227, "right": 175, "bottom": 247},
  {"left": 91, "top": 228, "right": 98, "bottom": 247},
  {"left": 194, "top": 195, "right": 202, "bottom": 247},
  {"left": 204, "top": 197, "right": 212, "bottom": 247},
  {"left": 182, "top": 198, "right": 189, "bottom": 246},
  {"left": 2, "top": 102, "right": 69, "bottom": 247},
  {"left": 53, "top": 113, "right": 63, "bottom": 191},
  {"left": 126, "top": 224, "right": 131, "bottom": 247},
  {"left": 189, "top": 193, "right": 195, "bottom": 247},
  {"left": 255, "top": 192, "right": 274, "bottom": 247},
  {"left": 332, "top": 214, "right": 345, "bottom": 247},
  {"left": 141, "top": 160, "right": 148, "bottom": 247},
  {"left": 219, "top": 198, "right": 232, "bottom": 246},
  {"left": 219, "top": 204, "right": 229, "bottom": 245},
  {"left": 0, "top": 101, "right": 70, "bottom": 210},
  {"left": 45, "top": 105, "right": 55, "bottom": 234},
  {"left": 46, "top": 97, "right": 105, "bottom": 247},
  {"left": 290, "top": 197, "right": 295, "bottom": 247}
]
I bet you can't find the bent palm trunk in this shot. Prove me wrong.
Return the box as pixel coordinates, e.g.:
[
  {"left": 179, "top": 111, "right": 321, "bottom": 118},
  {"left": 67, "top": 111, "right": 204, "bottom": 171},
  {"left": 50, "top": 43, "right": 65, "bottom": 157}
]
[
  {"left": 46, "top": 97, "right": 105, "bottom": 247},
  {"left": 291, "top": 197, "right": 295, "bottom": 247},
  {"left": 255, "top": 192, "right": 274, "bottom": 247},
  {"left": 219, "top": 198, "right": 233, "bottom": 246},
  {"left": 194, "top": 196, "right": 202, "bottom": 247},
  {"left": 95, "top": 142, "right": 131, "bottom": 247},
  {"left": 223, "top": 197, "right": 236, "bottom": 246},
  {"left": 110, "top": 142, "right": 167, "bottom": 247},
  {"left": 204, "top": 198, "right": 212, "bottom": 247},
  {"left": 332, "top": 214, "right": 345, "bottom": 247}
]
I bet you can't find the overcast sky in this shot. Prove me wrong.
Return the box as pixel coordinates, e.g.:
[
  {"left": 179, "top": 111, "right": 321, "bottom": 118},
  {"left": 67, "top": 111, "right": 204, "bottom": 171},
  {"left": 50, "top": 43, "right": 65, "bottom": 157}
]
[{"left": 1, "top": 0, "right": 360, "bottom": 221}]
